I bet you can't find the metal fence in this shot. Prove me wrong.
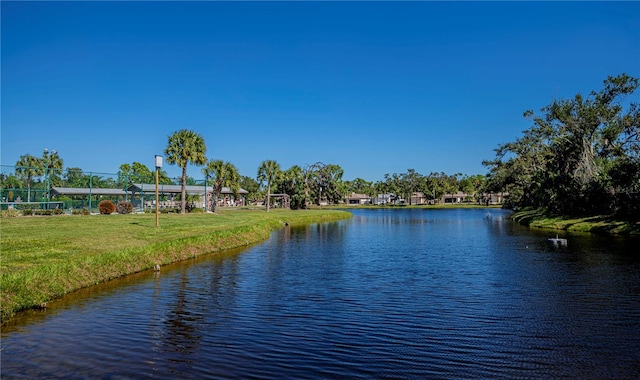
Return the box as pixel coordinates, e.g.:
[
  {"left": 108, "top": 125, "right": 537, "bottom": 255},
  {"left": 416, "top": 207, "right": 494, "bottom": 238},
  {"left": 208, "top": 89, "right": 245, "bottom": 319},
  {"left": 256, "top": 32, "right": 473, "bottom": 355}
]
[{"left": 1, "top": 165, "right": 210, "bottom": 213}]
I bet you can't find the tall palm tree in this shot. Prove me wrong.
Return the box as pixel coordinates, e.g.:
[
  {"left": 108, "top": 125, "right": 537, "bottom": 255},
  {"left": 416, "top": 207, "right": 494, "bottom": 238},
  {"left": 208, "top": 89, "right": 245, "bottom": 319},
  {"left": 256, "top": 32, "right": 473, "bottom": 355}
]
[
  {"left": 202, "top": 159, "right": 240, "bottom": 213},
  {"left": 164, "top": 129, "right": 207, "bottom": 213},
  {"left": 257, "top": 159, "right": 281, "bottom": 212},
  {"left": 42, "top": 149, "right": 64, "bottom": 189},
  {"left": 15, "top": 154, "right": 43, "bottom": 202}
]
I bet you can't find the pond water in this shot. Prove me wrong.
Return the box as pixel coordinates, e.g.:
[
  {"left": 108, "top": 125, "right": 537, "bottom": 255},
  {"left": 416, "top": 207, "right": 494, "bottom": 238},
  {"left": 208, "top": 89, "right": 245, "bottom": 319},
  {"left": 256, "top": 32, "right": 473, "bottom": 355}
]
[{"left": 2, "top": 208, "right": 639, "bottom": 379}]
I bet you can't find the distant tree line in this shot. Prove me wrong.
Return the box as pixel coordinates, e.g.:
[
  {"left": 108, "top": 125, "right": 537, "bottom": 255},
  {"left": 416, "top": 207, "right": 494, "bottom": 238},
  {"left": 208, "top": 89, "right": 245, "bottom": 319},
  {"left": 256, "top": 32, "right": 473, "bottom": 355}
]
[
  {"left": 483, "top": 74, "right": 640, "bottom": 217},
  {"left": 342, "top": 171, "right": 487, "bottom": 206},
  {"left": 3, "top": 133, "right": 491, "bottom": 213}
]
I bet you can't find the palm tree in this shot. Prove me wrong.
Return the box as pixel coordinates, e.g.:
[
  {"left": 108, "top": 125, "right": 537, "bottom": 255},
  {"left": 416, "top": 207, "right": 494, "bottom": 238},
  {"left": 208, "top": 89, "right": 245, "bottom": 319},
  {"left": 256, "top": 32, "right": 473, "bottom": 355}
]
[
  {"left": 202, "top": 160, "right": 240, "bottom": 213},
  {"left": 42, "top": 149, "right": 64, "bottom": 190},
  {"left": 164, "top": 129, "right": 207, "bottom": 213},
  {"left": 15, "top": 154, "right": 43, "bottom": 202},
  {"left": 280, "top": 165, "right": 301, "bottom": 194},
  {"left": 257, "top": 159, "right": 281, "bottom": 212}
]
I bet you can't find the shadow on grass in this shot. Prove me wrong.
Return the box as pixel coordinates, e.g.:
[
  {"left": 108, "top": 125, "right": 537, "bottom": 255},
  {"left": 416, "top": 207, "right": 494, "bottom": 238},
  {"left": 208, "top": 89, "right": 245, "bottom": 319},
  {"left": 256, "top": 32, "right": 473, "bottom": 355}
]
[
  {"left": 579, "top": 216, "right": 639, "bottom": 235},
  {"left": 511, "top": 209, "right": 640, "bottom": 235},
  {"left": 129, "top": 221, "right": 156, "bottom": 229},
  {"left": 510, "top": 209, "right": 546, "bottom": 225}
]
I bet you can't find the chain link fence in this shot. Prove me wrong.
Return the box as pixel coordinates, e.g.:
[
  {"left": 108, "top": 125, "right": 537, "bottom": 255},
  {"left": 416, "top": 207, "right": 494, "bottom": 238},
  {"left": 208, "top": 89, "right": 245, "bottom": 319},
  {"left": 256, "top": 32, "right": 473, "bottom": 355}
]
[{"left": 1, "top": 165, "right": 214, "bottom": 213}]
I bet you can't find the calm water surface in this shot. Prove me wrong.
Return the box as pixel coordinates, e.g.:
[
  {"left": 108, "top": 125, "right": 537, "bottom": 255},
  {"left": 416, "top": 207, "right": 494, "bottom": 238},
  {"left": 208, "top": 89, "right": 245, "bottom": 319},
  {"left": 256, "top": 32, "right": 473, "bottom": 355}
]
[{"left": 2, "top": 208, "right": 639, "bottom": 379}]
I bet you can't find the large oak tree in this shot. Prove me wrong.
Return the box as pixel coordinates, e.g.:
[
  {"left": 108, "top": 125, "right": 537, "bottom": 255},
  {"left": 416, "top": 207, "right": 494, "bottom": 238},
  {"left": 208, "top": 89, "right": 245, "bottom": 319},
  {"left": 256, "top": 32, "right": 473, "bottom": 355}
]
[{"left": 484, "top": 74, "right": 639, "bottom": 216}]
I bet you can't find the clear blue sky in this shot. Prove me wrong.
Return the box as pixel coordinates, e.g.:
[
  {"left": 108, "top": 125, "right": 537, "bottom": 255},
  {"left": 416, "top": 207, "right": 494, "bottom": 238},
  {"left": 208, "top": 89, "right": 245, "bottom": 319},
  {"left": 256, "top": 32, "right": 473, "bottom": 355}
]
[{"left": 2, "top": 1, "right": 639, "bottom": 183}]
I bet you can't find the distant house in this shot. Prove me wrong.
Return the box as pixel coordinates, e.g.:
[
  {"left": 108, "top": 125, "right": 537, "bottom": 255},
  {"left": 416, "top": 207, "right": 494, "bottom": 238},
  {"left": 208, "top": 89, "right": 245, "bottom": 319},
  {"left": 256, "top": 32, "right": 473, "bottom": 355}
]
[
  {"left": 440, "top": 192, "right": 506, "bottom": 205},
  {"left": 346, "top": 192, "right": 371, "bottom": 205},
  {"left": 409, "top": 192, "right": 428, "bottom": 205},
  {"left": 373, "top": 193, "right": 395, "bottom": 205},
  {"left": 442, "top": 191, "right": 469, "bottom": 204},
  {"left": 483, "top": 192, "right": 507, "bottom": 205}
]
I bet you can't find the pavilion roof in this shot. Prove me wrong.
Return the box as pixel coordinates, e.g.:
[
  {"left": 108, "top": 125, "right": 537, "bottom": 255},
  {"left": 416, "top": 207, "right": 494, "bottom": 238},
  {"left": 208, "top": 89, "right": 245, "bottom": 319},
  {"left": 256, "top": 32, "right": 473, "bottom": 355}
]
[
  {"left": 51, "top": 187, "right": 127, "bottom": 196},
  {"left": 128, "top": 183, "right": 248, "bottom": 194}
]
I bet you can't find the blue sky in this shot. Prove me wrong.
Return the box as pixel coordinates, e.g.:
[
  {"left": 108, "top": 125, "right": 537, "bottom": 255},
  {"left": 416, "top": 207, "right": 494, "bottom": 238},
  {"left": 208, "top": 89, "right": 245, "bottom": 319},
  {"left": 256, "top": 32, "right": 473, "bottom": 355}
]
[{"left": 2, "top": 1, "right": 639, "bottom": 183}]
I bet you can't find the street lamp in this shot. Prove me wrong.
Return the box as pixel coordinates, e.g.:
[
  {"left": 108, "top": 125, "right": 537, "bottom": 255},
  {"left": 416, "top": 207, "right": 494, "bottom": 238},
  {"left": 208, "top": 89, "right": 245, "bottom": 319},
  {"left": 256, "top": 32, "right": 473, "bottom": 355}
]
[
  {"left": 44, "top": 148, "right": 56, "bottom": 209},
  {"left": 43, "top": 148, "right": 48, "bottom": 205},
  {"left": 155, "top": 155, "right": 163, "bottom": 228}
]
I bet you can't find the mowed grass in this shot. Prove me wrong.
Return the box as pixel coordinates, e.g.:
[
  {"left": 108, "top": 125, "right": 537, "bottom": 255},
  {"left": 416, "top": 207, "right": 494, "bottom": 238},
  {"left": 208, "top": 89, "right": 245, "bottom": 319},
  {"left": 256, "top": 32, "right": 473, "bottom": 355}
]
[
  {"left": 511, "top": 209, "right": 640, "bottom": 235},
  {"left": 0, "top": 208, "right": 352, "bottom": 323}
]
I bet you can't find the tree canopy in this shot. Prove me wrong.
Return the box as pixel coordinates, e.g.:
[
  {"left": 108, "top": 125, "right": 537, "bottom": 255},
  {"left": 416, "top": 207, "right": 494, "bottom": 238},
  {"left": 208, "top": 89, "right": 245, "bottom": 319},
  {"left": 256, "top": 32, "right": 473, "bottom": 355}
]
[
  {"left": 15, "top": 154, "right": 42, "bottom": 202},
  {"left": 202, "top": 159, "right": 240, "bottom": 213},
  {"left": 5, "top": 137, "right": 494, "bottom": 211},
  {"left": 483, "top": 73, "right": 640, "bottom": 217}
]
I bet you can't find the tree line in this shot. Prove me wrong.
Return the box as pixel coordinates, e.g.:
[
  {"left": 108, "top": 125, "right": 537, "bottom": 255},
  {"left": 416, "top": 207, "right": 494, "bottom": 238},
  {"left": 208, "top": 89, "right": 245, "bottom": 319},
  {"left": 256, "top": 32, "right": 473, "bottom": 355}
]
[
  {"left": 4, "top": 74, "right": 636, "bottom": 216},
  {"left": 2, "top": 129, "right": 489, "bottom": 213},
  {"left": 483, "top": 73, "right": 640, "bottom": 217}
]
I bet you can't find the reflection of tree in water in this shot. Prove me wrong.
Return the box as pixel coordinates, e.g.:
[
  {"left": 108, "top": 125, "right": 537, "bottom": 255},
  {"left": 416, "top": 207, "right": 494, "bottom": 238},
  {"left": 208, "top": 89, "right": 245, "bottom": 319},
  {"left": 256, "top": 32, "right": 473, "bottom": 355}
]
[
  {"left": 152, "top": 255, "right": 242, "bottom": 375},
  {"left": 205, "top": 255, "right": 241, "bottom": 326},
  {"left": 159, "top": 267, "right": 204, "bottom": 371},
  {"left": 280, "top": 221, "right": 346, "bottom": 246},
  {"left": 312, "top": 221, "right": 346, "bottom": 248},
  {"left": 262, "top": 221, "right": 348, "bottom": 296}
]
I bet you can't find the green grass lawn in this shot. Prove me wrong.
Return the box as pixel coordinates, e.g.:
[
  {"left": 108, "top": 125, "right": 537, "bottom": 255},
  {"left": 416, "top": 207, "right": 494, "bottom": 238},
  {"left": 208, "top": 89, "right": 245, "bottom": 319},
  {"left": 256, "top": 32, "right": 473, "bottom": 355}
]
[
  {"left": 0, "top": 208, "right": 351, "bottom": 323},
  {"left": 511, "top": 208, "right": 640, "bottom": 235}
]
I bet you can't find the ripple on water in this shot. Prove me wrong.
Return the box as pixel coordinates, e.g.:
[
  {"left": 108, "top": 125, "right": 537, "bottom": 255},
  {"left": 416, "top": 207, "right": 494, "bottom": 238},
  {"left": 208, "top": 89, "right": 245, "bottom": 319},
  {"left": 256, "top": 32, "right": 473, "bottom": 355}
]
[{"left": 2, "top": 209, "right": 640, "bottom": 379}]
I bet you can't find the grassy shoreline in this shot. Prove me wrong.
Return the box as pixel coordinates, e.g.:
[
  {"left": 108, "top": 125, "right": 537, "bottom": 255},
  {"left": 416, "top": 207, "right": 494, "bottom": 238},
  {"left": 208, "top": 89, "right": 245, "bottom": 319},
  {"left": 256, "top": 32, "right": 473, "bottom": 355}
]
[
  {"left": 0, "top": 209, "right": 351, "bottom": 323},
  {"left": 510, "top": 208, "right": 640, "bottom": 235}
]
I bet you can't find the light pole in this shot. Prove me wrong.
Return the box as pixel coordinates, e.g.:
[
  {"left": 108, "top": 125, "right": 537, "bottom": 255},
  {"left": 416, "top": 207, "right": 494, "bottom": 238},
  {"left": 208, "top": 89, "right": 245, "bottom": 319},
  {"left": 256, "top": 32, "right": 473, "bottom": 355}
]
[
  {"left": 155, "top": 155, "right": 163, "bottom": 228},
  {"left": 43, "top": 148, "right": 56, "bottom": 209},
  {"left": 43, "top": 148, "right": 48, "bottom": 206}
]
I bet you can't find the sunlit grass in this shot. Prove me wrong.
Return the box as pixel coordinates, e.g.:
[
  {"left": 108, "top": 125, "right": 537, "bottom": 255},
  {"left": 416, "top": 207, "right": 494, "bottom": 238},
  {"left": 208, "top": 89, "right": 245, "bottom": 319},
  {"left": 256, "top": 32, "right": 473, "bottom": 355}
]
[
  {"left": 511, "top": 209, "right": 640, "bottom": 235},
  {"left": 0, "top": 208, "right": 351, "bottom": 322}
]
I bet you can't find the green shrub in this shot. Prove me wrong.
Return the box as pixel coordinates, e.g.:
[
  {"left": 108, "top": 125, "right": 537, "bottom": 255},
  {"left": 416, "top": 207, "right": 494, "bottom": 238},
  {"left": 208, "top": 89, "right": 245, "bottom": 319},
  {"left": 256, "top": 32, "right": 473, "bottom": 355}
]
[
  {"left": 160, "top": 207, "right": 181, "bottom": 214},
  {"left": 32, "top": 208, "right": 63, "bottom": 216},
  {"left": 98, "top": 200, "right": 116, "bottom": 215},
  {"left": 116, "top": 201, "right": 134, "bottom": 214},
  {"left": 72, "top": 208, "right": 90, "bottom": 215},
  {"left": 0, "top": 209, "right": 21, "bottom": 218},
  {"left": 21, "top": 208, "right": 34, "bottom": 216}
]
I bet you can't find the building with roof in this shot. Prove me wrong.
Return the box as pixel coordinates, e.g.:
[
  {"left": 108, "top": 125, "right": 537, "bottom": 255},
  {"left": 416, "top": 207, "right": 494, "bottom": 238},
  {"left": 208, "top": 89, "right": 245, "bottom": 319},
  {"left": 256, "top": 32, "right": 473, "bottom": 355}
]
[
  {"left": 128, "top": 183, "right": 249, "bottom": 210},
  {"left": 50, "top": 184, "right": 249, "bottom": 212},
  {"left": 345, "top": 192, "right": 371, "bottom": 205}
]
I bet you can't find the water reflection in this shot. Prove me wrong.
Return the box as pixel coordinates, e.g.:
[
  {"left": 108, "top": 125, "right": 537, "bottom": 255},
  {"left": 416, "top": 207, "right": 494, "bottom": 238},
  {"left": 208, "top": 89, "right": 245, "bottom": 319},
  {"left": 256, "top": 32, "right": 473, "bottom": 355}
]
[
  {"left": 157, "top": 267, "right": 204, "bottom": 370},
  {"left": 2, "top": 209, "right": 639, "bottom": 379}
]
